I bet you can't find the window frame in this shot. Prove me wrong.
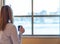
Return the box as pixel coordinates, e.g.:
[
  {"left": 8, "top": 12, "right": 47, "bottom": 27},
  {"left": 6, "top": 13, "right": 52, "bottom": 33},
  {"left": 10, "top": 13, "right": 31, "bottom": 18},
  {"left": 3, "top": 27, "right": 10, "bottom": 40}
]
[{"left": 3, "top": 0, "right": 60, "bottom": 36}]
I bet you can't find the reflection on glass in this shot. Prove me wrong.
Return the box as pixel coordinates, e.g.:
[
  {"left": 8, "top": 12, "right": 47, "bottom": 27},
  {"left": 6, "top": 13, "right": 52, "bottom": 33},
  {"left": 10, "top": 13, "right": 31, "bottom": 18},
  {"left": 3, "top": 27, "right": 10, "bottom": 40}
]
[
  {"left": 13, "top": 17, "right": 32, "bottom": 35},
  {"left": 5, "top": 0, "right": 31, "bottom": 15},
  {"left": 33, "top": 17, "right": 60, "bottom": 35},
  {"left": 33, "top": 0, "right": 60, "bottom": 15}
]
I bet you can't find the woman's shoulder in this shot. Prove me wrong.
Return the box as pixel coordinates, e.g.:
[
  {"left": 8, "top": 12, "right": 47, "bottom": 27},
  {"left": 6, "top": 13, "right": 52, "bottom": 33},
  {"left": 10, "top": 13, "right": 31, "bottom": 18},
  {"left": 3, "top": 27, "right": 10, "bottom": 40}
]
[
  {"left": 6, "top": 23, "right": 16, "bottom": 29},
  {"left": 3, "top": 23, "right": 16, "bottom": 37},
  {"left": 6, "top": 23, "right": 15, "bottom": 27}
]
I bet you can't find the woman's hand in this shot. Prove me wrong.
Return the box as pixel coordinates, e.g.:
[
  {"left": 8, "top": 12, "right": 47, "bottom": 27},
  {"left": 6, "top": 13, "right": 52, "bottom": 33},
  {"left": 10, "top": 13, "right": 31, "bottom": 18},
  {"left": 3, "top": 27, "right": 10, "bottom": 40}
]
[{"left": 19, "top": 26, "right": 25, "bottom": 33}]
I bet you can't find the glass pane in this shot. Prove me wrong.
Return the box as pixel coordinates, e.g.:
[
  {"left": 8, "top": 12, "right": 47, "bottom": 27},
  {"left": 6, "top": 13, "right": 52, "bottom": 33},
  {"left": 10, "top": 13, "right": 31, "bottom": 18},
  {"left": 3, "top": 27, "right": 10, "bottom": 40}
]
[
  {"left": 33, "top": 17, "right": 60, "bottom": 35},
  {"left": 13, "top": 17, "right": 32, "bottom": 35},
  {"left": 5, "top": 0, "right": 32, "bottom": 16},
  {"left": 33, "top": 0, "right": 60, "bottom": 15}
]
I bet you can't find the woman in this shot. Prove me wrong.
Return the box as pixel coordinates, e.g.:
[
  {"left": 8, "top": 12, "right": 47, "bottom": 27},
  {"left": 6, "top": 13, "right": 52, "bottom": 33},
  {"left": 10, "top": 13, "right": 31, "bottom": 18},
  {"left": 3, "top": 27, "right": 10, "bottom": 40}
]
[{"left": 0, "top": 5, "right": 25, "bottom": 44}]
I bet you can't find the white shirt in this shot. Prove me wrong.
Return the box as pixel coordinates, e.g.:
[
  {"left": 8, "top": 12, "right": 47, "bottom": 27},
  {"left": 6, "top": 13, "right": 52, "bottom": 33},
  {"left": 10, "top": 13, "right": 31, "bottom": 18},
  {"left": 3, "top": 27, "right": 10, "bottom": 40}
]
[{"left": 0, "top": 23, "right": 20, "bottom": 44}]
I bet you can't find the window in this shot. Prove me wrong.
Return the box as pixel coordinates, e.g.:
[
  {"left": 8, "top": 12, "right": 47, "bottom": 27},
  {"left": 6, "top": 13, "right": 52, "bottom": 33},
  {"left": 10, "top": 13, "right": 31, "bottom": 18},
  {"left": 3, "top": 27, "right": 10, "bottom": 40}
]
[
  {"left": 34, "top": 17, "right": 59, "bottom": 35},
  {"left": 33, "top": 0, "right": 60, "bottom": 15},
  {"left": 13, "top": 17, "right": 32, "bottom": 35},
  {"left": 4, "top": 0, "right": 60, "bottom": 36}
]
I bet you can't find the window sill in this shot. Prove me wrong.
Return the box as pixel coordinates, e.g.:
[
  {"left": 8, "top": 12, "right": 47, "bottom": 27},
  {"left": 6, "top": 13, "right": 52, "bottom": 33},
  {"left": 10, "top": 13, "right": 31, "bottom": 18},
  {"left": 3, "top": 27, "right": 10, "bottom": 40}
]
[{"left": 22, "top": 35, "right": 60, "bottom": 38}]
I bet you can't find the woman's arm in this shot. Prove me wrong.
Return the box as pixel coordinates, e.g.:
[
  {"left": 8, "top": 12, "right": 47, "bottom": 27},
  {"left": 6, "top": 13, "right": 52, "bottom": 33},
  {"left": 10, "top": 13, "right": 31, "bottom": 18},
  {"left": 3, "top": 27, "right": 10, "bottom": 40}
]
[{"left": 10, "top": 25, "right": 20, "bottom": 44}]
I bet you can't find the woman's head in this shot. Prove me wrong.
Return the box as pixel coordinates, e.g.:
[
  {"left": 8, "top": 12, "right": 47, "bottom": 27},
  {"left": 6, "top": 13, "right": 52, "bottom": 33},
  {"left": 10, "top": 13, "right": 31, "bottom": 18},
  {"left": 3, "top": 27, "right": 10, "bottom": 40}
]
[{"left": 0, "top": 5, "right": 13, "bottom": 31}]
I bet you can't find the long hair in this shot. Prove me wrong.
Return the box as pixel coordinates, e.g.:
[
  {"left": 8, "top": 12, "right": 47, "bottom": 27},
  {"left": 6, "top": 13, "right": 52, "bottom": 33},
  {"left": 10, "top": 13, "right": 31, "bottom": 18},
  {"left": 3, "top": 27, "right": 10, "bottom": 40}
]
[{"left": 0, "top": 5, "right": 13, "bottom": 31}]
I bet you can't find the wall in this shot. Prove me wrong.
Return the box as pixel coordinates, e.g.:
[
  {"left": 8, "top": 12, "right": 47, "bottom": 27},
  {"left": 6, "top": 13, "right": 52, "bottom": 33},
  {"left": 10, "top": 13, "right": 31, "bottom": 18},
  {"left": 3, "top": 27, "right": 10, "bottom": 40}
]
[{"left": 0, "top": 0, "right": 3, "bottom": 10}]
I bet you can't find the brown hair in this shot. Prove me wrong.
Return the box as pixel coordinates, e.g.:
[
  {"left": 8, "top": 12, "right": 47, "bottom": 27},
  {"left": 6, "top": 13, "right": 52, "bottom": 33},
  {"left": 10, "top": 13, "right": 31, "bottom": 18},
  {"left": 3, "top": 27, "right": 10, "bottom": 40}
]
[{"left": 0, "top": 5, "right": 13, "bottom": 31}]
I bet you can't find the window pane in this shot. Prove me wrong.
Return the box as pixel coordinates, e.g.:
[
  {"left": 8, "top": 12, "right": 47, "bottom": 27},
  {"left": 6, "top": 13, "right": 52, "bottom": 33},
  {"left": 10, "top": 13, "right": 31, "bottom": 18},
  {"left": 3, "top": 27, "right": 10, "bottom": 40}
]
[
  {"left": 5, "top": 0, "right": 32, "bottom": 16},
  {"left": 33, "top": 0, "right": 60, "bottom": 15},
  {"left": 13, "top": 17, "right": 32, "bottom": 35},
  {"left": 33, "top": 17, "right": 60, "bottom": 35}
]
